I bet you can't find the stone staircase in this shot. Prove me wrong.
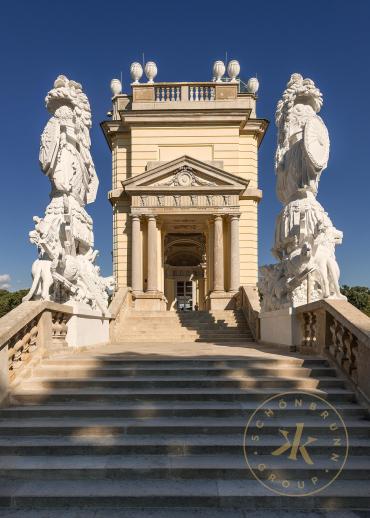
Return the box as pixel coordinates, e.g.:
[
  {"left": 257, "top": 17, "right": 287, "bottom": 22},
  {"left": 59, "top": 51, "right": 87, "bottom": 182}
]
[
  {"left": 0, "top": 341, "right": 369, "bottom": 514},
  {"left": 115, "top": 309, "right": 254, "bottom": 343}
]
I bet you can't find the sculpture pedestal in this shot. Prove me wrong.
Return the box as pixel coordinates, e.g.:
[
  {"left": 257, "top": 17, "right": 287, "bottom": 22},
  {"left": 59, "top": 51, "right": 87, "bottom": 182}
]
[
  {"left": 259, "top": 307, "right": 300, "bottom": 349},
  {"left": 66, "top": 303, "right": 110, "bottom": 348}
]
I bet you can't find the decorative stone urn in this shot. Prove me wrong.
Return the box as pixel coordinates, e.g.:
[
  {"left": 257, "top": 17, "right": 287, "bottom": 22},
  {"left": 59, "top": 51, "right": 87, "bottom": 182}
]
[
  {"left": 227, "top": 60, "right": 240, "bottom": 82},
  {"left": 247, "top": 77, "right": 259, "bottom": 94},
  {"left": 145, "top": 61, "right": 158, "bottom": 83},
  {"left": 213, "top": 60, "right": 225, "bottom": 82},
  {"left": 110, "top": 78, "right": 122, "bottom": 96},
  {"left": 130, "top": 62, "right": 143, "bottom": 84}
]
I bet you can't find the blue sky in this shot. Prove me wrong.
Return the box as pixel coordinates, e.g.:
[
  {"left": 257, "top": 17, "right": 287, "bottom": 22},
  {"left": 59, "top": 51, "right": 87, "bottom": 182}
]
[{"left": 0, "top": 0, "right": 369, "bottom": 291}]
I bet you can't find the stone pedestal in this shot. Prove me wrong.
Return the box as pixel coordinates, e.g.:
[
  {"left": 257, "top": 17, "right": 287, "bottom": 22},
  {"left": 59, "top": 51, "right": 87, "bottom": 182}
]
[
  {"left": 208, "top": 291, "right": 236, "bottom": 310},
  {"left": 259, "top": 307, "right": 300, "bottom": 348},
  {"left": 66, "top": 303, "right": 110, "bottom": 348},
  {"left": 133, "top": 292, "right": 167, "bottom": 311}
]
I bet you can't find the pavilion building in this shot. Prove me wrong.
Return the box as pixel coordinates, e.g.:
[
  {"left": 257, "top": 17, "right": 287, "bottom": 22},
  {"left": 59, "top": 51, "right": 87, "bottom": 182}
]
[{"left": 101, "top": 71, "right": 268, "bottom": 312}]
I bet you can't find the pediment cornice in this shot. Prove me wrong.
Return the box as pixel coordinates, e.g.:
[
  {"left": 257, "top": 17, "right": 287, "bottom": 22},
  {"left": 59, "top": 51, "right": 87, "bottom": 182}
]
[{"left": 121, "top": 155, "right": 249, "bottom": 195}]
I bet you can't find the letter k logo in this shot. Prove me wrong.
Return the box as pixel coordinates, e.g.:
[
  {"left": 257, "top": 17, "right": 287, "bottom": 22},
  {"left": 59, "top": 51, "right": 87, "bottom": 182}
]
[{"left": 271, "top": 423, "right": 317, "bottom": 465}]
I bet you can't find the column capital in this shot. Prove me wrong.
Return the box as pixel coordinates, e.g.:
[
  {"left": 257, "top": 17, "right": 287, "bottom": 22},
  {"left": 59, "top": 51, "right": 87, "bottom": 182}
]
[
  {"left": 213, "top": 214, "right": 223, "bottom": 221},
  {"left": 130, "top": 213, "right": 142, "bottom": 220},
  {"left": 229, "top": 213, "right": 240, "bottom": 220},
  {"left": 146, "top": 214, "right": 157, "bottom": 221}
]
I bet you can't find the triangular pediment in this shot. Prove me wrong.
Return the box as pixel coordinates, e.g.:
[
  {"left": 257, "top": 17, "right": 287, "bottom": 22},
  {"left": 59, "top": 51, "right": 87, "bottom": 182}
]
[{"left": 121, "top": 155, "right": 249, "bottom": 193}]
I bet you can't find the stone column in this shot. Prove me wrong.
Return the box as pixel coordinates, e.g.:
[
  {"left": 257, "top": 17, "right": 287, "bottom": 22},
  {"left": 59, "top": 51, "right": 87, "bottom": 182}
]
[
  {"left": 229, "top": 214, "right": 240, "bottom": 292},
  {"left": 213, "top": 215, "right": 224, "bottom": 292},
  {"left": 147, "top": 215, "right": 157, "bottom": 292},
  {"left": 131, "top": 215, "right": 142, "bottom": 292}
]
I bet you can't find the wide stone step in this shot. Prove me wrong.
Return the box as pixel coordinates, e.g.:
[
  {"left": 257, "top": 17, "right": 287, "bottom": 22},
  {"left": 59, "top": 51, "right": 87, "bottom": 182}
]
[
  {"left": 0, "top": 454, "right": 369, "bottom": 480},
  {"left": 0, "top": 478, "right": 368, "bottom": 509},
  {"left": 116, "top": 336, "right": 254, "bottom": 342},
  {"left": 11, "top": 387, "right": 356, "bottom": 404},
  {"left": 41, "top": 357, "right": 329, "bottom": 368},
  {"left": 117, "top": 336, "right": 254, "bottom": 341},
  {"left": 0, "top": 417, "right": 368, "bottom": 437},
  {"left": 0, "top": 509, "right": 335, "bottom": 518},
  {"left": 20, "top": 375, "right": 345, "bottom": 390},
  {"left": 23, "top": 374, "right": 345, "bottom": 388},
  {"left": 2, "top": 401, "right": 367, "bottom": 419},
  {"left": 33, "top": 365, "right": 338, "bottom": 379},
  {"left": 0, "top": 433, "right": 368, "bottom": 456}
]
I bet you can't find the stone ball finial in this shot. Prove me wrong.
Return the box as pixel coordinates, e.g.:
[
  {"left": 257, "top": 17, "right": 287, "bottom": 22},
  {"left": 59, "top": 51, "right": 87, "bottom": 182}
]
[
  {"left": 247, "top": 77, "right": 259, "bottom": 94},
  {"left": 110, "top": 79, "right": 122, "bottom": 96},
  {"left": 130, "top": 62, "right": 143, "bottom": 84},
  {"left": 213, "top": 61, "right": 225, "bottom": 82},
  {"left": 227, "top": 60, "right": 240, "bottom": 82},
  {"left": 145, "top": 61, "right": 158, "bottom": 84}
]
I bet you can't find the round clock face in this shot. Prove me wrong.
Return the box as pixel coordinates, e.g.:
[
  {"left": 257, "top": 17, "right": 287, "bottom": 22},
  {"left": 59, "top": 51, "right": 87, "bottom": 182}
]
[{"left": 304, "top": 115, "right": 330, "bottom": 169}]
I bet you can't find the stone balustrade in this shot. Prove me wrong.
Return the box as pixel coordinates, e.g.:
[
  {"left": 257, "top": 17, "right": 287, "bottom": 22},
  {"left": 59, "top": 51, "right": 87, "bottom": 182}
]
[
  {"left": 154, "top": 84, "right": 216, "bottom": 103},
  {"left": 0, "top": 301, "right": 74, "bottom": 404},
  {"left": 239, "top": 285, "right": 261, "bottom": 341},
  {"left": 131, "top": 81, "right": 240, "bottom": 104},
  {"left": 295, "top": 299, "right": 370, "bottom": 403}
]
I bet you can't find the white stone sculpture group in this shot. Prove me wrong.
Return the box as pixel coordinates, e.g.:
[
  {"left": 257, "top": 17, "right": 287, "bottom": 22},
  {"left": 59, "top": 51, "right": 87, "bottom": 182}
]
[
  {"left": 259, "top": 73, "right": 346, "bottom": 312},
  {"left": 24, "top": 75, "right": 113, "bottom": 313}
]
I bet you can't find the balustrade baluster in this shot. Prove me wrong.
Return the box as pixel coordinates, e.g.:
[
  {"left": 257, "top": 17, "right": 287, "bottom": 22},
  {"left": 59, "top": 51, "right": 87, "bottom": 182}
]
[{"left": 154, "top": 83, "right": 217, "bottom": 103}]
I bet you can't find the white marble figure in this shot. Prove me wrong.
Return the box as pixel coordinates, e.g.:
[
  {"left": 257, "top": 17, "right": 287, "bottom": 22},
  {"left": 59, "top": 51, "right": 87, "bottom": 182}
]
[
  {"left": 24, "top": 75, "right": 113, "bottom": 313},
  {"left": 259, "top": 73, "right": 346, "bottom": 312}
]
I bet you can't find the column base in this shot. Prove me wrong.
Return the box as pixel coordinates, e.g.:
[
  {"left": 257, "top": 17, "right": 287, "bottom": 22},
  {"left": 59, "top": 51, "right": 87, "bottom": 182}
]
[
  {"left": 207, "top": 291, "right": 237, "bottom": 310},
  {"left": 133, "top": 291, "right": 167, "bottom": 311}
]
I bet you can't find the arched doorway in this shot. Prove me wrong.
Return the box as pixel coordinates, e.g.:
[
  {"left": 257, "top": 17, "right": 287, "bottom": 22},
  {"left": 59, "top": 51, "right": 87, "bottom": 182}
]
[{"left": 164, "top": 233, "right": 206, "bottom": 311}]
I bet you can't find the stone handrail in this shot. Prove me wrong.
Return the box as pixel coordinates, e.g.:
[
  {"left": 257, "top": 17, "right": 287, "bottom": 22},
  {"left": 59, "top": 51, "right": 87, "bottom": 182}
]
[
  {"left": 295, "top": 299, "right": 370, "bottom": 403},
  {"left": 109, "top": 287, "right": 133, "bottom": 342},
  {"left": 239, "top": 285, "right": 261, "bottom": 341},
  {"left": 0, "top": 300, "right": 74, "bottom": 405}
]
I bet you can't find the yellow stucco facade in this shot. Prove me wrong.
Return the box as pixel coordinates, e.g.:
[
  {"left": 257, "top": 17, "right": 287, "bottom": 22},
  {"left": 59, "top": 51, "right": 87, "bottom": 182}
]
[{"left": 102, "top": 81, "right": 268, "bottom": 311}]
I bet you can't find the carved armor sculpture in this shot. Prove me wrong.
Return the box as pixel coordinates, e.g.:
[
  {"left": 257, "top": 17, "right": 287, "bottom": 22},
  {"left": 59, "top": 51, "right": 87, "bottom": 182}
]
[
  {"left": 259, "top": 73, "right": 346, "bottom": 312},
  {"left": 24, "top": 75, "right": 113, "bottom": 313}
]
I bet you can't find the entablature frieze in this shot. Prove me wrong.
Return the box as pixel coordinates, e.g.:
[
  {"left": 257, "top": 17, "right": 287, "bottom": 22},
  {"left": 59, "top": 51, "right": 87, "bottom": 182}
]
[
  {"left": 131, "top": 193, "right": 239, "bottom": 210},
  {"left": 130, "top": 206, "right": 240, "bottom": 217},
  {"left": 108, "top": 188, "right": 262, "bottom": 205}
]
